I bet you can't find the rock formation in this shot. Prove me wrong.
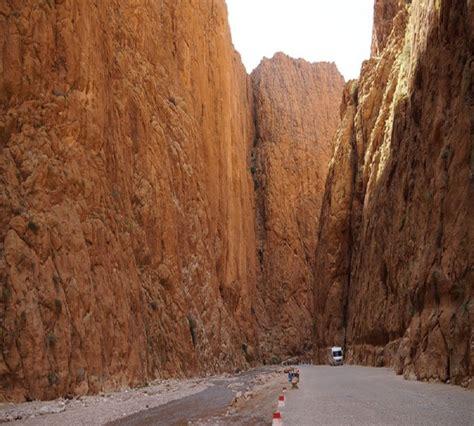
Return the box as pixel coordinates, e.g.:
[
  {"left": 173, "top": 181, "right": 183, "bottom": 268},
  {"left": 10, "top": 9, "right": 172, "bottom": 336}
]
[
  {"left": 314, "top": 0, "right": 473, "bottom": 386},
  {"left": 1, "top": 0, "right": 471, "bottom": 403},
  {"left": 0, "top": 0, "right": 345, "bottom": 402},
  {"left": 251, "top": 54, "right": 344, "bottom": 361},
  {"left": 0, "top": 0, "right": 259, "bottom": 401}
]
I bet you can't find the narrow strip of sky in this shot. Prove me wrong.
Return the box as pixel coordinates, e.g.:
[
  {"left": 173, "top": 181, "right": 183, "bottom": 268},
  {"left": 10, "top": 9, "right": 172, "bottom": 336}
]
[{"left": 226, "top": 0, "right": 375, "bottom": 80}]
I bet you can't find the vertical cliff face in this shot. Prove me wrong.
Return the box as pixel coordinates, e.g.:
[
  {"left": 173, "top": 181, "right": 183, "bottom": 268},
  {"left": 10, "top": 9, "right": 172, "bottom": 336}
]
[
  {"left": 2, "top": 0, "right": 469, "bottom": 404},
  {"left": 313, "top": 81, "right": 359, "bottom": 358},
  {"left": 315, "top": 0, "right": 473, "bottom": 385},
  {"left": 371, "top": 0, "right": 405, "bottom": 56},
  {"left": 251, "top": 54, "right": 344, "bottom": 361},
  {"left": 0, "top": 0, "right": 259, "bottom": 401}
]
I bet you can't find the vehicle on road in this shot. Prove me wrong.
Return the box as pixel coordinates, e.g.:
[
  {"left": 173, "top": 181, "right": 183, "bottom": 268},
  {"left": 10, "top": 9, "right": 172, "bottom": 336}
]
[{"left": 329, "top": 346, "right": 343, "bottom": 366}]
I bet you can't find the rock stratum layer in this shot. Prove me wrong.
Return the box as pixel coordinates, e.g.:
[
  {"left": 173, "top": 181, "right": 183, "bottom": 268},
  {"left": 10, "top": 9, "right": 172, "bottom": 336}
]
[
  {"left": 314, "top": 0, "right": 473, "bottom": 386},
  {"left": 251, "top": 54, "right": 344, "bottom": 361}
]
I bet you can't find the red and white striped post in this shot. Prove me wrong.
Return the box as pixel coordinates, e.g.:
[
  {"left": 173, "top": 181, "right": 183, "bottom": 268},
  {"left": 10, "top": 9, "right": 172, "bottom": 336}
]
[
  {"left": 278, "top": 394, "right": 286, "bottom": 408},
  {"left": 272, "top": 411, "right": 283, "bottom": 425}
]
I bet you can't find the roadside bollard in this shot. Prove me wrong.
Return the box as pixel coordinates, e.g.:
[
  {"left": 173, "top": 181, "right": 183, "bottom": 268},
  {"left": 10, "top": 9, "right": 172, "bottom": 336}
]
[
  {"left": 272, "top": 411, "right": 283, "bottom": 425},
  {"left": 278, "top": 394, "right": 285, "bottom": 408}
]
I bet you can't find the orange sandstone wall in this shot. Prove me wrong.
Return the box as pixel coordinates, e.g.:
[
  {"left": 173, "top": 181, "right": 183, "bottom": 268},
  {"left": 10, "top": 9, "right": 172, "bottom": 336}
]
[
  {"left": 0, "top": 0, "right": 258, "bottom": 401},
  {"left": 314, "top": 0, "right": 473, "bottom": 386},
  {"left": 251, "top": 53, "right": 344, "bottom": 361}
]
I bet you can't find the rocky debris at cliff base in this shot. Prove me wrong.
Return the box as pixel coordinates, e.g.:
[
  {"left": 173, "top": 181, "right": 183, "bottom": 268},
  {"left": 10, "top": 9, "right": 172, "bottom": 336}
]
[{"left": 0, "top": 378, "right": 209, "bottom": 425}]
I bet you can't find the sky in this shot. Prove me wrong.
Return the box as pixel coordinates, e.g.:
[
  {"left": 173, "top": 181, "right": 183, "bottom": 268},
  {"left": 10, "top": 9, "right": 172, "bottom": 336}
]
[{"left": 226, "top": 0, "right": 375, "bottom": 81}]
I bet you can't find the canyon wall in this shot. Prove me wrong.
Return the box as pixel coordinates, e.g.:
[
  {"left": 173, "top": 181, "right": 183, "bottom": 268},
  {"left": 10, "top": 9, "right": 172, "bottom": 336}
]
[
  {"left": 0, "top": 0, "right": 260, "bottom": 401},
  {"left": 314, "top": 0, "right": 473, "bottom": 386},
  {"left": 251, "top": 54, "right": 344, "bottom": 361},
  {"left": 2, "top": 0, "right": 470, "bottom": 403}
]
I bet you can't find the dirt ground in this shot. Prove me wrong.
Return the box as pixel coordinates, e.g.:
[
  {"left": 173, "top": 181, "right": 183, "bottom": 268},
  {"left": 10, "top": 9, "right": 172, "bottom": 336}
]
[
  {"left": 193, "top": 372, "right": 288, "bottom": 425},
  {"left": 0, "top": 366, "right": 287, "bottom": 425}
]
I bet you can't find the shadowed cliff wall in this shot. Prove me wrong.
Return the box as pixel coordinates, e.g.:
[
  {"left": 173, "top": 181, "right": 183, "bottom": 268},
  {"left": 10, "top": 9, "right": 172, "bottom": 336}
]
[{"left": 314, "top": 0, "right": 473, "bottom": 386}]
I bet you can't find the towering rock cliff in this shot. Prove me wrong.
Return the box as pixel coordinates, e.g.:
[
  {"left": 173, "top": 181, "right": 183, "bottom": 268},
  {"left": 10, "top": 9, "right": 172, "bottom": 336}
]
[
  {"left": 251, "top": 54, "right": 344, "bottom": 361},
  {"left": 314, "top": 0, "right": 473, "bottom": 386},
  {"left": 3, "top": 0, "right": 469, "bottom": 404},
  {"left": 0, "top": 0, "right": 259, "bottom": 401}
]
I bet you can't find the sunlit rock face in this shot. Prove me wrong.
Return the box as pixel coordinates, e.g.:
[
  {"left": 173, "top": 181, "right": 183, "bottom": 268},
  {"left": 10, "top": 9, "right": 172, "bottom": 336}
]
[
  {"left": 371, "top": 0, "right": 405, "bottom": 56},
  {"left": 251, "top": 53, "right": 344, "bottom": 362},
  {"left": 1, "top": 0, "right": 471, "bottom": 403},
  {"left": 314, "top": 0, "right": 473, "bottom": 386},
  {"left": 0, "top": 0, "right": 259, "bottom": 401}
]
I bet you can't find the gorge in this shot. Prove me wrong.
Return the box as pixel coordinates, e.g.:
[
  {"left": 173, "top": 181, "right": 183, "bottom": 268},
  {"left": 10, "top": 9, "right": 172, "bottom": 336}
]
[{"left": 0, "top": 0, "right": 472, "bottom": 402}]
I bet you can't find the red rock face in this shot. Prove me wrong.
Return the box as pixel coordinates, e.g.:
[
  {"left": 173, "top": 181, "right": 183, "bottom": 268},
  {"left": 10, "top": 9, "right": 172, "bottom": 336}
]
[
  {"left": 2, "top": 0, "right": 469, "bottom": 403},
  {"left": 0, "top": 0, "right": 259, "bottom": 401},
  {"left": 314, "top": 0, "right": 473, "bottom": 386},
  {"left": 313, "top": 81, "right": 359, "bottom": 360},
  {"left": 0, "top": 0, "right": 345, "bottom": 402},
  {"left": 251, "top": 53, "right": 344, "bottom": 361},
  {"left": 371, "top": 0, "right": 405, "bottom": 56}
]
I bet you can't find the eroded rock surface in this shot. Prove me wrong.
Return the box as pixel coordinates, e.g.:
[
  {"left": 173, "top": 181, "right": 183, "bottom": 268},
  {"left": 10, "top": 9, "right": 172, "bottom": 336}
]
[
  {"left": 314, "top": 0, "right": 473, "bottom": 386},
  {"left": 1, "top": 0, "right": 471, "bottom": 404},
  {"left": 0, "top": 0, "right": 259, "bottom": 401},
  {"left": 251, "top": 53, "right": 344, "bottom": 361}
]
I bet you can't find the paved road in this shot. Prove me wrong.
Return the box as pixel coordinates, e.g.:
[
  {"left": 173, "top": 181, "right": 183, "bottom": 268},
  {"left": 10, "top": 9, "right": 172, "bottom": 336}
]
[{"left": 281, "top": 365, "right": 473, "bottom": 425}]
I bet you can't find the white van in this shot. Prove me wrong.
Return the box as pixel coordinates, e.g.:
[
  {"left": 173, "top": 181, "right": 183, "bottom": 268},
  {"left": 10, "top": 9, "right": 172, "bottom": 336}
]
[{"left": 329, "top": 346, "right": 343, "bottom": 366}]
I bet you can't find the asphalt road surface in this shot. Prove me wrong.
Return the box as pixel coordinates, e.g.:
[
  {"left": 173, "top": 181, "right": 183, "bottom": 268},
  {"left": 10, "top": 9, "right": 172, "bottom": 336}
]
[{"left": 281, "top": 365, "right": 473, "bottom": 425}]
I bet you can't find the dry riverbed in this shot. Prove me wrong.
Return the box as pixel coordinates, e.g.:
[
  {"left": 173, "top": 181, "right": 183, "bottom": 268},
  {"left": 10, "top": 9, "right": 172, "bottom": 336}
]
[{"left": 0, "top": 367, "right": 285, "bottom": 425}]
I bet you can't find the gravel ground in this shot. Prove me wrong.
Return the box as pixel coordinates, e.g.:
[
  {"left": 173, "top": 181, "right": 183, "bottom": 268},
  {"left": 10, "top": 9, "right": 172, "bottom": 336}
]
[
  {"left": 0, "top": 367, "right": 280, "bottom": 425},
  {"left": 0, "top": 378, "right": 210, "bottom": 425},
  {"left": 109, "top": 367, "right": 280, "bottom": 425},
  {"left": 281, "top": 365, "right": 474, "bottom": 425}
]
